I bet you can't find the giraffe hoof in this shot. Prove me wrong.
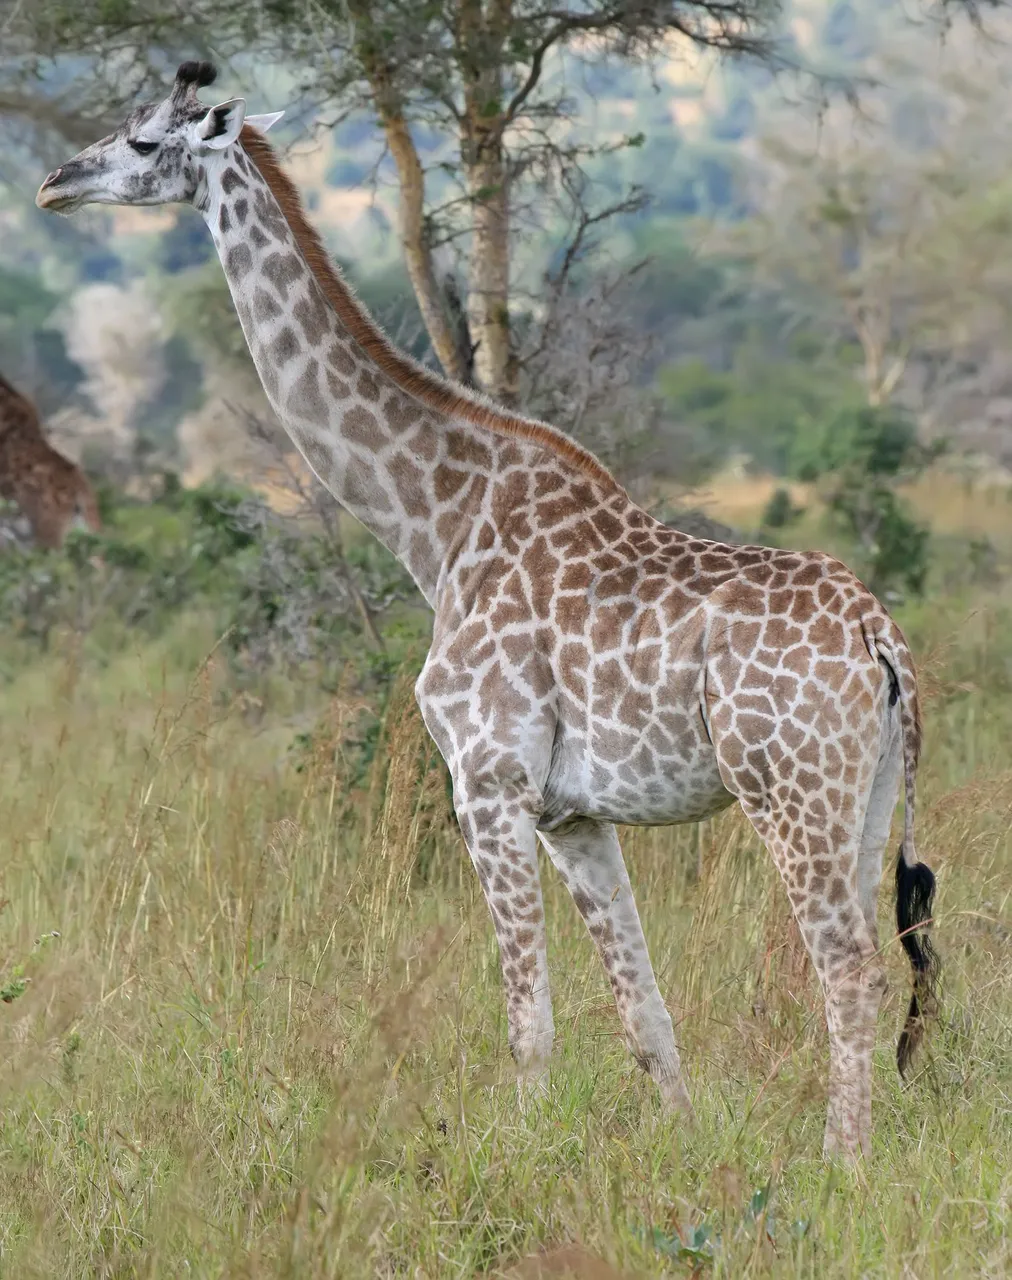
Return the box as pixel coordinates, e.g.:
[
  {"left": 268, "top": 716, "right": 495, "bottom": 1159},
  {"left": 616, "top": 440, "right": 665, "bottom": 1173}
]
[
  {"left": 515, "top": 1070, "right": 551, "bottom": 1115},
  {"left": 821, "top": 1131, "right": 866, "bottom": 1165},
  {"left": 656, "top": 1074, "right": 695, "bottom": 1120}
]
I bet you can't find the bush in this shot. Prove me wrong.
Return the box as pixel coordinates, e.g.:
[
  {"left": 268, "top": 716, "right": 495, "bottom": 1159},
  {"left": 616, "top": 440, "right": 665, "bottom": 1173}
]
[
  {"left": 825, "top": 478, "right": 930, "bottom": 599},
  {"left": 792, "top": 405, "right": 938, "bottom": 600},
  {"left": 789, "top": 404, "right": 924, "bottom": 483},
  {"left": 0, "top": 476, "right": 420, "bottom": 664},
  {"left": 759, "top": 486, "right": 804, "bottom": 531}
]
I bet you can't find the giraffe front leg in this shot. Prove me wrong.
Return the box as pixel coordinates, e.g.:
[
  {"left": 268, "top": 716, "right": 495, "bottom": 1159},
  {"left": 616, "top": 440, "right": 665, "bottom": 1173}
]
[
  {"left": 538, "top": 819, "right": 693, "bottom": 1116},
  {"left": 454, "top": 784, "right": 555, "bottom": 1100}
]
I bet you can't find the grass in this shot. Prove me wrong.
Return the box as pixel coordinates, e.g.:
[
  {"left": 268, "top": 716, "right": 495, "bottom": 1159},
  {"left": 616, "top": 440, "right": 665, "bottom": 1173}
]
[
  {"left": 1, "top": 574, "right": 1011, "bottom": 1277},
  {"left": 673, "top": 459, "right": 1012, "bottom": 542}
]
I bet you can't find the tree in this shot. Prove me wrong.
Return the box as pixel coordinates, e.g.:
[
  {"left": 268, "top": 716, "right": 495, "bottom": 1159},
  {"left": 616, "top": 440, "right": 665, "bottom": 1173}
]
[
  {"left": 719, "top": 17, "right": 1012, "bottom": 424},
  {"left": 793, "top": 403, "right": 937, "bottom": 599},
  {"left": 1, "top": 0, "right": 790, "bottom": 405}
]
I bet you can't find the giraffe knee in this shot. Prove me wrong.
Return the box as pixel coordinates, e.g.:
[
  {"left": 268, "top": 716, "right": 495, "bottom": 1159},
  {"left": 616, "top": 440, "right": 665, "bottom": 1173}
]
[{"left": 839, "top": 957, "right": 887, "bottom": 999}]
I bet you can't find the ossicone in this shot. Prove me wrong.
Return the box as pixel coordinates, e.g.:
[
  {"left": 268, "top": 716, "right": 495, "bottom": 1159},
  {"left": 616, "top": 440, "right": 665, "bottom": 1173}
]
[{"left": 175, "top": 60, "right": 218, "bottom": 89}]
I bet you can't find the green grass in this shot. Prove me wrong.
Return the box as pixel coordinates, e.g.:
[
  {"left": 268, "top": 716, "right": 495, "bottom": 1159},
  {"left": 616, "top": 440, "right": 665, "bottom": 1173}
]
[{"left": 0, "top": 585, "right": 1010, "bottom": 1278}]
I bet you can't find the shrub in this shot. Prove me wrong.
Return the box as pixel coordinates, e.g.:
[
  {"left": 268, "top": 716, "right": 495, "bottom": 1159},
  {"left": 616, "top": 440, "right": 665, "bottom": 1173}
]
[
  {"left": 0, "top": 476, "right": 419, "bottom": 664},
  {"left": 759, "top": 486, "right": 803, "bottom": 531},
  {"left": 790, "top": 405, "right": 939, "bottom": 600}
]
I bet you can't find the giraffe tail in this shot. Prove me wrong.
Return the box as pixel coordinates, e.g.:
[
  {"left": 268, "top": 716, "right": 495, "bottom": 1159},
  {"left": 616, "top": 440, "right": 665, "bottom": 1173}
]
[{"left": 879, "top": 626, "right": 940, "bottom": 1078}]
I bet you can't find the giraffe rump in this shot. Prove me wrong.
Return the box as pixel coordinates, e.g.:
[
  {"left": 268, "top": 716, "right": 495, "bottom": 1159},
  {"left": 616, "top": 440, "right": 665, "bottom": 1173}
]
[{"left": 895, "top": 853, "right": 940, "bottom": 1076}]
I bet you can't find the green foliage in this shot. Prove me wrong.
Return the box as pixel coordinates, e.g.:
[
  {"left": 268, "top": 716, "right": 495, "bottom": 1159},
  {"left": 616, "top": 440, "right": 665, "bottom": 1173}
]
[
  {"left": 788, "top": 403, "right": 927, "bottom": 483},
  {"left": 760, "top": 485, "right": 804, "bottom": 530},
  {"left": 0, "top": 931, "right": 62, "bottom": 1005},
  {"left": 640, "top": 1183, "right": 808, "bottom": 1265},
  {"left": 0, "top": 477, "right": 422, "bottom": 675},
  {"left": 622, "top": 224, "right": 728, "bottom": 334},
  {"left": 0, "top": 478, "right": 253, "bottom": 648},
  {"left": 657, "top": 337, "right": 863, "bottom": 477},
  {"left": 795, "top": 405, "right": 937, "bottom": 599},
  {"left": 0, "top": 966, "right": 27, "bottom": 1005},
  {"left": 826, "top": 478, "right": 930, "bottom": 597}
]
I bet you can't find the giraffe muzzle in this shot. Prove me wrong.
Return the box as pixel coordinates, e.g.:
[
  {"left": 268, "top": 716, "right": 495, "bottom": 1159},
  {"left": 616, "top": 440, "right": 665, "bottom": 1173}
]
[{"left": 36, "top": 163, "right": 87, "bottom": 213}]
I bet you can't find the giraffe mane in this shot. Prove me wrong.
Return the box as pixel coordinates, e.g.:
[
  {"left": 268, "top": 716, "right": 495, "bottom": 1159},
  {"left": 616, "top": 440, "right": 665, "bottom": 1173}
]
[{"left": 238, "top": 125, "right": 623, "bottom": 493}]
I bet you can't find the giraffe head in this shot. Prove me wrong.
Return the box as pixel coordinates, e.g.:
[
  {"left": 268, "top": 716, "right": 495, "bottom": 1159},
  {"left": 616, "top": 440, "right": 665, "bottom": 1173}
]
[{"left": 36, "top": 61, "right": 283, "bottom": 214}]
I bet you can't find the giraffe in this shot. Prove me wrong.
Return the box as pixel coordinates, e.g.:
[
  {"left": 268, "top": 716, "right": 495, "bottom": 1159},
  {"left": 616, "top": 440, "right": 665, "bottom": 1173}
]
[
  {"left": 37, "top": 61, "right": 940, "bottom": 1161},
  {"left": 0, "top": 373, "right": 102, "bottom": 549}
]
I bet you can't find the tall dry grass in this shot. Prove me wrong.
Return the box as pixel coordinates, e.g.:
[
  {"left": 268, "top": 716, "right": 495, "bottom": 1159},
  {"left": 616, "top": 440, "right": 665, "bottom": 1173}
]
[{"left": 1, "top": 584, "right": 1011, "bottom": 1277}]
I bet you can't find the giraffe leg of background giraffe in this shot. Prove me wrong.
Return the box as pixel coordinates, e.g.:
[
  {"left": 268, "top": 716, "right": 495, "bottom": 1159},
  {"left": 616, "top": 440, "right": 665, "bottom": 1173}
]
[
  {"left": 538, "top": 819, "right": 693, "bottom": 1115},
  {"left": 453, "top": 788, "right": 555, "bottom": 1103},
  {"left": 738, "top": 798, "right": 885, "bottom": 1161}
]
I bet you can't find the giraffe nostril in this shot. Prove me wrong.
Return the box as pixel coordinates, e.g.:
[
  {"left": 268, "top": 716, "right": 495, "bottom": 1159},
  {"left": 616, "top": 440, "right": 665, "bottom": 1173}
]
[{"left": 41, "top": 167, "right": 63, "bottom": 189}]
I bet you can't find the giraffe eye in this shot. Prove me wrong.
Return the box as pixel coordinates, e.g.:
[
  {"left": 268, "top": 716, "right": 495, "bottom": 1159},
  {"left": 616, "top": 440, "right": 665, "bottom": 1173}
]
[{"left": 129, "top": 139, "right": 158, "bottom": 155}]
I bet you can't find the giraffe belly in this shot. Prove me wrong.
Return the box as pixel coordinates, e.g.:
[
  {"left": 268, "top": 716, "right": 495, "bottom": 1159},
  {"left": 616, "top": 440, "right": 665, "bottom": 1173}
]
[{"left": 541, "top": 718, "right": 734, "bottom": 829}]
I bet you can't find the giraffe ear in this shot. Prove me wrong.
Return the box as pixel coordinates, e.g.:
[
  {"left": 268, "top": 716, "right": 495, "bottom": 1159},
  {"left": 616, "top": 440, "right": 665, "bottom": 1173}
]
[
  {"left": 194, "top": 97, "right": 247, "bottom": 151},
  {"left": 245, "top": 111, "right": 285, "bottom": 134}
]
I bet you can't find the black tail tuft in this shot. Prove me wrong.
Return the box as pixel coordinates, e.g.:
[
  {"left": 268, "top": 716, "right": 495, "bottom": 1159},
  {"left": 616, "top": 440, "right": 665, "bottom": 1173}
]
[{"left": 896, "top": 848, "right": 940, "bottom": 1077}]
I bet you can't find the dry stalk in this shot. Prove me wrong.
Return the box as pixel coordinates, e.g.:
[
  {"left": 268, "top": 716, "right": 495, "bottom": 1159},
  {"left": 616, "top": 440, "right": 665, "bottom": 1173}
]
[{"left": 360, "top": 671, "right": 449, "bottom": 979}]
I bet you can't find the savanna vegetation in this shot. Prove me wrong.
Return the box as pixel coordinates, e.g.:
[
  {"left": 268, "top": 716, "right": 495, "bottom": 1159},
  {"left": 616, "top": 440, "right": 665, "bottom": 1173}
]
[
  {"left": 1, "top": 0, "right": 1012, "bottom": 1275},
  {"left": 0, "top": 473, "right": 1009, "bottom": 1277}
]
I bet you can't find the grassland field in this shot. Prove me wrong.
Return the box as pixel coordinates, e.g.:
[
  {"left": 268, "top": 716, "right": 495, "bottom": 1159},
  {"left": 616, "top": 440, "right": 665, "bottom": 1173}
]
[{"left": 0, "top": 467, "right": 1010, "bottom": 1277}]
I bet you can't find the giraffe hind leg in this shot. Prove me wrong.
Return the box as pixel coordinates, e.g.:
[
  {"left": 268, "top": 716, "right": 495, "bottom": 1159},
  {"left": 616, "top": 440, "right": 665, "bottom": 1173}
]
[{"left": 736, "top": 793, "right": 886, "bottom": 1161}]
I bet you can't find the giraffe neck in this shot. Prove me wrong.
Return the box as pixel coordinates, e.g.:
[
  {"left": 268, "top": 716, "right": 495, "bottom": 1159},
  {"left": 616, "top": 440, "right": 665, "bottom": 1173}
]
[
  {"left": 197, "top": 128, "right": 620, "bottom": 606},
  {"left": 198, "top": 140, "right": 477, "bottom": 602}
]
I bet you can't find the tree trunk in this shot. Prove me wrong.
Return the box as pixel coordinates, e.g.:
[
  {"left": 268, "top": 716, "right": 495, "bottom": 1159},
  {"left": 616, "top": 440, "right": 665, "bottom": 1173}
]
[
  {"left": 465, "top": 144, "right": 515, "bottom": 402},
  {"left": 380, "top": 107, "right": 472, "bottom": 386},
  {"left": 459, "top": 0, "right": 516, "bottom": 405},
  {"left": 349, "top": 0, "right": 470, "bottom": 386}
]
